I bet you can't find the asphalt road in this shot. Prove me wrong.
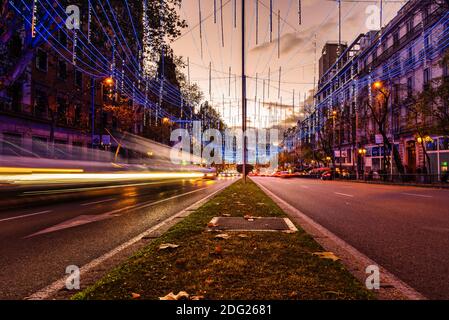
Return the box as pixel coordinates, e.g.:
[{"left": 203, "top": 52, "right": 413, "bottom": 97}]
[
  {"left": 252, "top": 177, "right": 449, "bottom": 300},
  {"left": 0, "top": 177, "right": 235, "bottom": 300}
]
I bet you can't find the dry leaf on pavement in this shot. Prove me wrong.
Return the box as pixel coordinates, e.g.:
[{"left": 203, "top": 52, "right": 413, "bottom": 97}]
[
  {"left": 214, "top": 245, "right": 223, "bottom": 255},
  {"left": 207, "top": 222, "right": 219, "bottom": 228},
  {"left": 313, "top": 252, "right": 340, "bottom": 261},
  {"left": 158, "top": 243, "right": 180, "bottom": 250},
  {"left": 215, "top": 233, "right": 231, "bottom": 240},
  {"left": 131, "top": 292, "right": 141, "bottom": 299},
  {"left": 159, "top": 291, "right": 190, "bottom": 300}
]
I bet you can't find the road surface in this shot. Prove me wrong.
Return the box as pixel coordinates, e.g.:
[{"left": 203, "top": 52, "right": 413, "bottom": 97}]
[
  {"left": 0, "top": 177, "right": 235, "bottom": 299},
  {"left": 252, "top": 177, "right": 449, "bottom": 300}
]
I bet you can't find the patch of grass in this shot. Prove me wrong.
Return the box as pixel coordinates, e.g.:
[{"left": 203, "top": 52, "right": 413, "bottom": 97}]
[{"left": 73, "top": 179, "right": 374, "bottom": 300}]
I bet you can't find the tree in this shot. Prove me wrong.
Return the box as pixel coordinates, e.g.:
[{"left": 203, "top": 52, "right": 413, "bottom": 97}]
[
  {"left": 316, "top": 115, "right": 335, "bottom": 167},
  {"left": 174, "top": 56, "right": 204, "bottom": 109},
  {"left": 409, "top": 52, "right": 449, "bottom": 173},
  {"left": 196, "top": 101, "right": 226, "bottom": 132},
  {"left": 0, "top": 0, "right": 186, "bottom": 92},
  {"left": 0, "top": 0, "right": 64, "bottom": 92},
  {"left": 359, "top": 82, "right": 405, "bottom": 175}
]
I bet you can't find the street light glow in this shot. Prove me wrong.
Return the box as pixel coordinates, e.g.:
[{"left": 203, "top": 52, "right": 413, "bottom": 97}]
[{"left": 373, "top": 81, "right": 383, "bottom": 90}]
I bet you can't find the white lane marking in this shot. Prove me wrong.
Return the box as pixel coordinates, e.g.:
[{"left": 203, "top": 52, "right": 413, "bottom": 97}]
[
  {"left": 81, "top": 198, "right": 116, "bottom": 206},
  {"left": 301, "top": 185, "right": 310, "bottom": 189},
  {"left": 401, "top": 193, "right": 433, "bottom": 199},
  {"left": 0, "top": 210, "right": 52, "bottom": 223},
  {"left": 26, "top": 179, "right": 237, "bottom": 300},
  {"left": 24, "top": 186, "right": 211, "bottom": 238},
  {"left": 334, "top": 192, "right": 354, "bottom": 198}
]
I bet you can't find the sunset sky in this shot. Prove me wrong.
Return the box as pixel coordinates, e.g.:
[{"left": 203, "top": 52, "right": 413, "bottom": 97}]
[{"left": 170, "top": 0, "right": 406, "bottom": 128}]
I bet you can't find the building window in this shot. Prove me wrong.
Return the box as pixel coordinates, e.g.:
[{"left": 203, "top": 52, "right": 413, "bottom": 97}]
[
  {"left": 393, "top": 31, "right": 399, "bottom": 46},
  {"left": 444, "top": 59, "right": 449, "bottom": 77},
  {"left": 75, "top": 70, "right": 83, "bottom": 87},
  {"left": 424, "top": 34, "right": 431, "bottom": 51},
  {"left": 58, "top": 30, "right": 67, "bottom": 47},
  {"left": 34, "top": 90, "right": 48, "bottom": 117},
  {"left": 423, "top": 68, "right": 431, "bottom": 89},
  {"left": 36, "top": 49, "right": 48, "bottom": 72},
  {"left": 393, "top": 112, "right": 400, "bottom": 133},
  {"left": 406, "top": 19, "right": 413, "bottom": 33},
  {"left": 74, "top": 103, "right": 82, "bottom": 125},
  {"left": 393, "top": 84, "right": 400, "bottom": 104},
  {"left": 57, "top": 60, "right": 67, "bottom": 80},
  {"left": 422, "top": 5, "right": 430, "bottom": 25},
  {"left": 407, "top": 77, "right": 413, "bottom": 98},
  {"left": 56, "top": 97, "right": 68, "bottom": 123}
]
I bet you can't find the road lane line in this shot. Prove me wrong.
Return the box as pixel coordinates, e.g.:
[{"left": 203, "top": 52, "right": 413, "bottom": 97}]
[
  {"left": 0, "top": 210, "right": 52, "bottom": 223},
  {"left": 301, "top": 185, "right": 310, "bottom": 189},
  {"left": 80, "top": 198, "right": 116, "bottom": 206},
  {"left": 26, "top": 178, "right": 237, "bottom": 300},
  {"left": 401, "top": 193, "right": 433, "bottom": 198},
  {"left": 334, "top": 192, "right": 354, "bottom": 198}
]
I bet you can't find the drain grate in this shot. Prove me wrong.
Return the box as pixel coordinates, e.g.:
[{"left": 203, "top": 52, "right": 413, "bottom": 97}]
[{"left": 208, "top": 217, "right": 297, "bottom": 232}]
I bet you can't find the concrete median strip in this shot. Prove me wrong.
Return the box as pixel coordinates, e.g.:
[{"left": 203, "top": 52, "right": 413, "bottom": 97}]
[{"left": 252, "top": 178, "right": 426, "bottom": 301}]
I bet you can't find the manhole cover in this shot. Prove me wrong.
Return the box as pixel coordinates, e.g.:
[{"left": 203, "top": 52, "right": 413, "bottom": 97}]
[{"left": 208, "top": 217, "right": 297, "bottom": 232}]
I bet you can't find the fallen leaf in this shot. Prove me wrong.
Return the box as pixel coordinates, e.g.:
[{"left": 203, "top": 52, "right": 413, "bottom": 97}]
[
  {"left": 313, "top": 252, "right": 340, "bottom": 262},
  {"left": 131, "top": 293, "right": 141, "bottom": 299},
  {"left": 205, "top": 278, "right": 214, "bottom": 286},
  {"left": 244, "top": 215, "right": 254, "bottom": 220},
  {"left": 238, "top": 234, "right": 249, "bottom": 238},
  {"left": 190, "top": 295, "right": 205, "bottom": 300},
  {"left": 215, "top": 233, "right": 231, "bottom": 240},
  {"left": 207, "top": 222, "right": 219, "bottom": 228},
  {"left": 158, "top": 243, "right": 179, "bottom": 250},
  {"left": 214, "top": 245, "right": 223, "bottom": 255},
  {"left": 159, "top": 291, "right": 190, "bottom": 300}
]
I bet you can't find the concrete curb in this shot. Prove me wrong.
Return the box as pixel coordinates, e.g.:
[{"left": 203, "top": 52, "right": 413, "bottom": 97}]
[{"left": 252, "top": 177, "right": 427, "bottom": 301}]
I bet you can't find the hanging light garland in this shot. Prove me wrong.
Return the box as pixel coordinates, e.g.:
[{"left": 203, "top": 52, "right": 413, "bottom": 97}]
[{"left": 31, "top": 0, "right": 38, "bottom": 38}]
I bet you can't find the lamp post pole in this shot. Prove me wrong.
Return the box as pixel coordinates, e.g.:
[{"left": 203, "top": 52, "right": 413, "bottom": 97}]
[
  {"left": 242, "top": 0, "right": 247, "bottom": 183},
  {"left": 91, "top": 77, "right": 95, "bottom": 147}
]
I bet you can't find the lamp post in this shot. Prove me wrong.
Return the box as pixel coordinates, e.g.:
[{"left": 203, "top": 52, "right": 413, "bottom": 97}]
[
  {"left": 91, "top": 76, "right": 114, "bottom": 148},
  {"left": 358, "top": 147, "right": 367, "bottom": 179}
]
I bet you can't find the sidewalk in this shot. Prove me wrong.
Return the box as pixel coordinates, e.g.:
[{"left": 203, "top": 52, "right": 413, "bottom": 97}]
[{"left": 73, "top": 179, "right": 374, "bottom": 300}]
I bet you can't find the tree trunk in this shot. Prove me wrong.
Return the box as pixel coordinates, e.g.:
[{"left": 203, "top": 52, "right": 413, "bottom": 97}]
[{"left": 379, "top": 128, "right": 405, "bottom": 175}]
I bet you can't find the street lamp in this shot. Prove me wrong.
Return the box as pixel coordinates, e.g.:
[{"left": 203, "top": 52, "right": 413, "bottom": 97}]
[
  {"left": 373, "top": 81, "right": 383, "bottom": 90},
  {"left": 358, "top": 148, "right": 367, "bottom": 179},
  {"left": 104, "top": 77, "right": 114, "bottom": 86}
]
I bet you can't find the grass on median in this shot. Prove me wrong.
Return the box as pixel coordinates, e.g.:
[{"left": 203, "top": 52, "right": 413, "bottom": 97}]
[{"left": 73, "top": 179, "right": 374, "bottom": 300}]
